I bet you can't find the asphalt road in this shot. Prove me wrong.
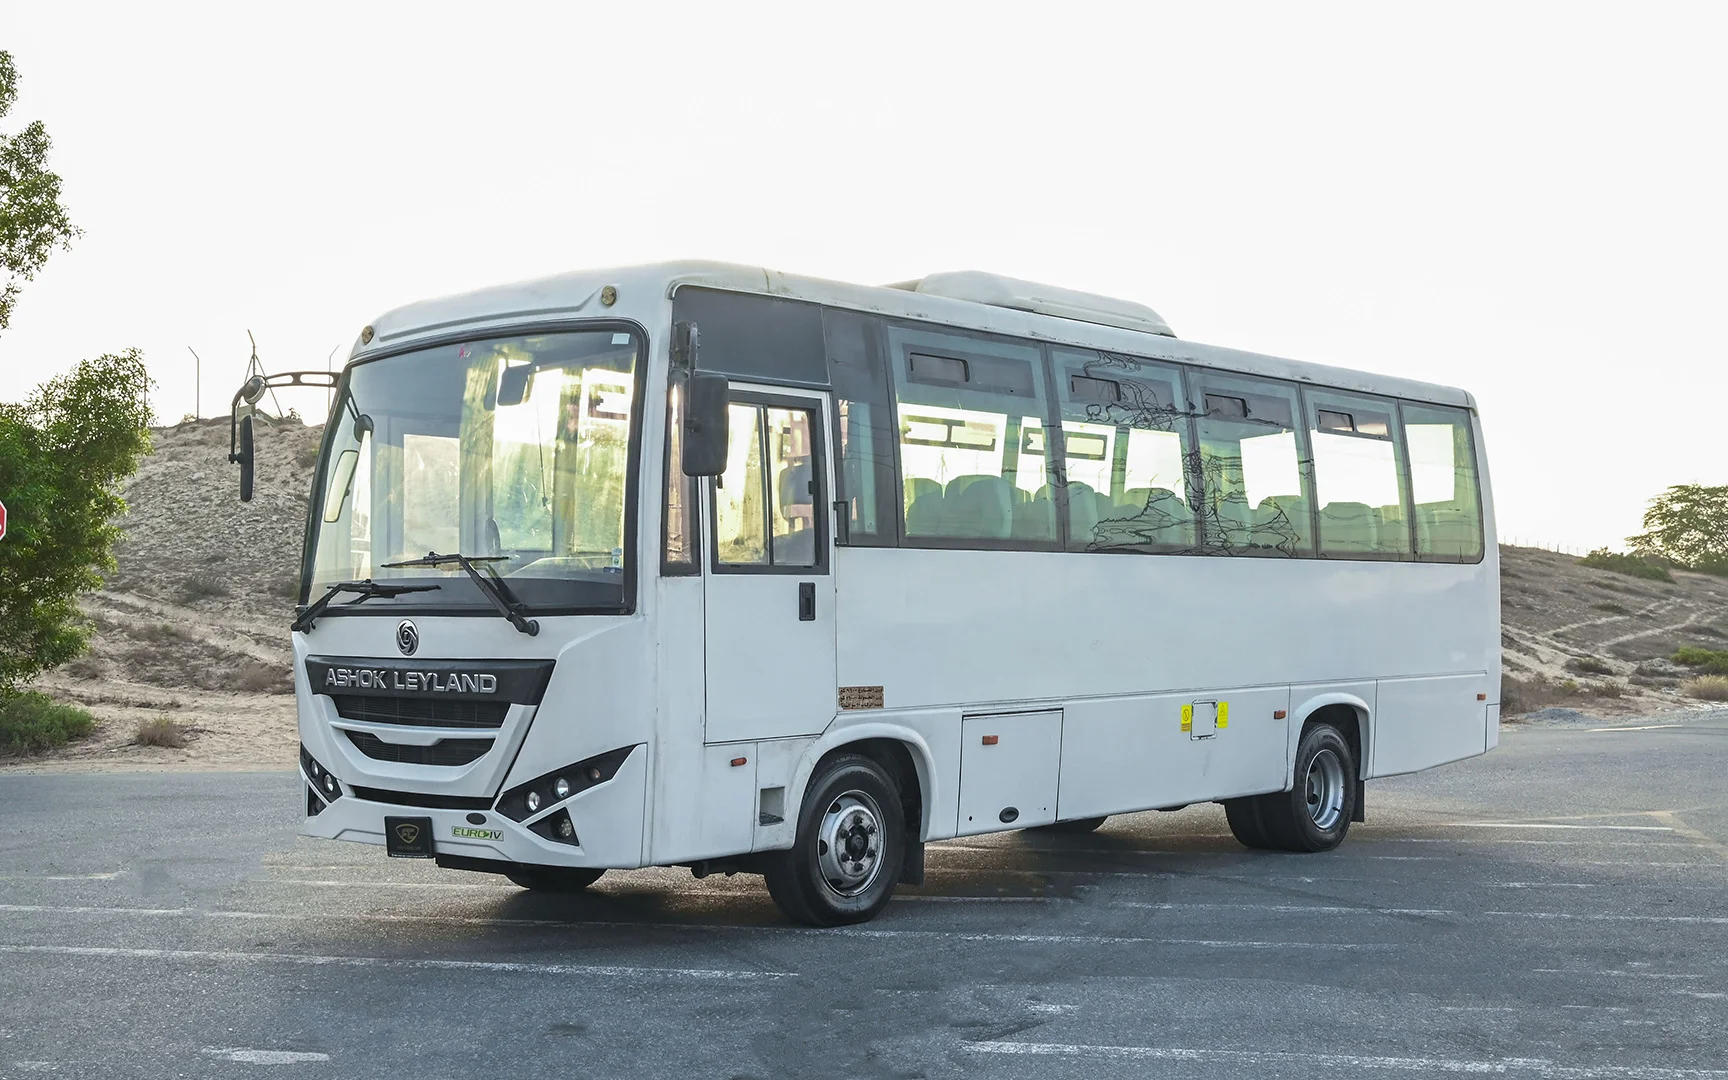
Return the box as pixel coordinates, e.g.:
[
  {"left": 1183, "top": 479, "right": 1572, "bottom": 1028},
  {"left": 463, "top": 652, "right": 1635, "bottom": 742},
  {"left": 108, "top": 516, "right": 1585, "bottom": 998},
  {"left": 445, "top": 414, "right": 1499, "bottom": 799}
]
[{"left": 2, "top": 711, "right": 1726, "bottom": 1079}]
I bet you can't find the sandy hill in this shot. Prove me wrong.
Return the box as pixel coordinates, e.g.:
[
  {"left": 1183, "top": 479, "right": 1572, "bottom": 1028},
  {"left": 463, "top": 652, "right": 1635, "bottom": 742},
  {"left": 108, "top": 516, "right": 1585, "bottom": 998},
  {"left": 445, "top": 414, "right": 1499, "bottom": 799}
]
[
  {"left": 12, "top": 421, "right": 1727, "bottom": 768},
  {"left": 25, "top": 416, "right": 323, "bottom": 768}
]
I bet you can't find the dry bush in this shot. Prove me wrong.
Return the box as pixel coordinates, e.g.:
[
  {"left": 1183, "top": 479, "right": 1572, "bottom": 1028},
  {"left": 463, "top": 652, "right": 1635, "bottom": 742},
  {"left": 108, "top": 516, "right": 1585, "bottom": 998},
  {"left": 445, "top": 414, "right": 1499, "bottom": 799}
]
[
  {"left": 134, "top": 717, "right": 188, "bottom": 748},
  {"left": 234, "top": 666, "right": 293, "bottom": 694},
  {"left": 178, "top": 573, "right": 231, "bottom": 603},
  {"left": 1565, "top": 656, "right": 1613, "bottom": 676},
  {"left": 1594, "top": 680, "right": 1625, "bottom": 698},
  {"left": 1682, "top": 676, "right": 1728, "bottom": 702},
  {"left": 130, "top": 621, "right": 193, "bottom": 644}
]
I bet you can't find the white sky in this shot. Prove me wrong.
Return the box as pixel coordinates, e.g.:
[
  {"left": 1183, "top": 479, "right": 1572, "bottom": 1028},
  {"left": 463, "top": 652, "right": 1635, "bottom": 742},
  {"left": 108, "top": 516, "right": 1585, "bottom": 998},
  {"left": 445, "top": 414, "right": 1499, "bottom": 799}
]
[{"left": 3, "top": 1, "right": 1724, "bottom": 551}]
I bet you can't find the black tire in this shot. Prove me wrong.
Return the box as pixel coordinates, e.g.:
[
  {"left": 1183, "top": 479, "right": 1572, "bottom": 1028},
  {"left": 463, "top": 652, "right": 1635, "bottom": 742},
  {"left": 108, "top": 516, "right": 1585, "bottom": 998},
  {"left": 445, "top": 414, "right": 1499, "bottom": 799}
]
[
  {"left": 1035, "top": 816, "right": 1108, "bottom": 834},
  {"left": 763, "top": 753, "right": 905, "bottom": 927},
  {"left": 1255, "top": 723, "right": 1358, "bottom": 852},
  {"left": 505, "top": 866, "right": 606, "bottom": 892},
  {"left": 1223, "top": 797, "right": 1272, "bottom": 849}
]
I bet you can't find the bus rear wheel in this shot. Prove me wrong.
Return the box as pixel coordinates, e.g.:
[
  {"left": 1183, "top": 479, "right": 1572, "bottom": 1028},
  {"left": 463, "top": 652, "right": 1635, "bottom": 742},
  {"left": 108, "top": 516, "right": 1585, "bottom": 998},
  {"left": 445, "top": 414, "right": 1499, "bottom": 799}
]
[
  {"left": 1233, "top": 723, "right": 1358, "bottom": 853},
  {"left": 764, "top": 753, "right": 905, "bottom": 927},
  {"left": 505, "top": 866, "right": 606, "bottom": 892}
]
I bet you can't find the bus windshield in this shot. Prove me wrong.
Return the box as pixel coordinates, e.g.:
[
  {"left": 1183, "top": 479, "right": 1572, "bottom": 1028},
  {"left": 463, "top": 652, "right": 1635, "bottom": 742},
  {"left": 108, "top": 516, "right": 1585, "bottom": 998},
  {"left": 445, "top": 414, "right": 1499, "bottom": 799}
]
[{"left": 305, "top": 327, "right": 641, "bottom": 613}]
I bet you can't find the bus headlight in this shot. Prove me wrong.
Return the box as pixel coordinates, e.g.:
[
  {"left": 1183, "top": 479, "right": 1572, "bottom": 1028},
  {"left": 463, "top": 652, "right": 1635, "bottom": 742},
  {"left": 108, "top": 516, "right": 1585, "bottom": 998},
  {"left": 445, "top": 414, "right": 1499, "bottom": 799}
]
[
  {"left": 300, "top": 745, "right": 341, "bottom": 813},
  {"left": 496, "top": 745, "right": 638, "bottom": 823}
]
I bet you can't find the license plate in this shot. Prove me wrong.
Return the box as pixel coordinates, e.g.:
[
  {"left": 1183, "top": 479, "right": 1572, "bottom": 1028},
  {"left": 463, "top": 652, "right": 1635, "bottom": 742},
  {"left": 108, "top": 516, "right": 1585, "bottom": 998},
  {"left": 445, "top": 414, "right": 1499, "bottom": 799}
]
[{"left": 384, "top": 815, "right": 434, "bottom": 858}]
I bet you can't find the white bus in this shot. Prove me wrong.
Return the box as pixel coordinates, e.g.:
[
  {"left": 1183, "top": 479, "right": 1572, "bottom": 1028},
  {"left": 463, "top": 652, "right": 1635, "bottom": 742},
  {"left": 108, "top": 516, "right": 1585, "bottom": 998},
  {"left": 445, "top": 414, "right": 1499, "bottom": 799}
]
[{"left": 237, "top": 261, "right": 1499, "bottom": 926}]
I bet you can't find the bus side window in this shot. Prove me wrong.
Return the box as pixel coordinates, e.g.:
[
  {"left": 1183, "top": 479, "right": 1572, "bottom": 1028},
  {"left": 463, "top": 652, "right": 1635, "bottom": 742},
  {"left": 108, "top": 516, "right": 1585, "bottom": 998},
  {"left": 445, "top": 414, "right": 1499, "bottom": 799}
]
[
  {"left": 1052, "top": 348, "right": 1197, "bottom": 553},
  {"left": 715, "top": 403, "right": 769, "bottom": 566},
  {"left": 1307, "top": 389, "right": 1411, "bottom": 559},
  {"left": 1402, "top": 402, "right": 1484, "bottom": 562},
  {"left": 1190, "top": 373, "right": 1313, "bottom": 557},
  {"left": 885, "top": 323, "right": 1053, "bottom": 546}
]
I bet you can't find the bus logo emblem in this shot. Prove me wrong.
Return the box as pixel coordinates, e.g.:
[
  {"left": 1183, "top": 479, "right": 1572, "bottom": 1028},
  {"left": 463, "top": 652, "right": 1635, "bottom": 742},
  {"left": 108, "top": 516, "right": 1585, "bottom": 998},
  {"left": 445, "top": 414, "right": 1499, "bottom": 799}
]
[
  {"left": 395, "top": 823, "right": 420, "bottom": 845},
  {"left": 396, "top": 620, "right": 419, "bottom": 656}
]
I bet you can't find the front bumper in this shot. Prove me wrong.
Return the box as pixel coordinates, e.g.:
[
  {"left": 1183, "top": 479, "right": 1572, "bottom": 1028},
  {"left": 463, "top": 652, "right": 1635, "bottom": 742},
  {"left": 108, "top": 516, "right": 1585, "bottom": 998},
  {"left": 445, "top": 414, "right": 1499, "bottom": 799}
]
[{"left": 300, "top": 743, "right": 649, "bottom": 869}]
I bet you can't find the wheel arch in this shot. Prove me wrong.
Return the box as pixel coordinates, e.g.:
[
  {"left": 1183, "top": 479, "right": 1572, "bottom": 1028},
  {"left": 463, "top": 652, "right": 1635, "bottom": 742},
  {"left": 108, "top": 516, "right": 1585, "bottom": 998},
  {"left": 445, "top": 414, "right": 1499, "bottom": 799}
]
[
  {"left": 1289, "top": 692, "right": 1372, "bottom": 782},
  {"left": 789, "top": 724, "right": 935, "bottom": 841}
]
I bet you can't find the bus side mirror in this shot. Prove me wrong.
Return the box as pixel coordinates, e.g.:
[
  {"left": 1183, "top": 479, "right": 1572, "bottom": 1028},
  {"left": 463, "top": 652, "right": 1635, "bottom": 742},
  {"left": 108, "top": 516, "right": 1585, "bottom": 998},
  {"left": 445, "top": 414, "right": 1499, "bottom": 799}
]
[
  {"left": 236, "top": 414, "right": 255, "bottom": 502},
  {"left": 682, "top": 373, "right": 730, "bottom": 477}
]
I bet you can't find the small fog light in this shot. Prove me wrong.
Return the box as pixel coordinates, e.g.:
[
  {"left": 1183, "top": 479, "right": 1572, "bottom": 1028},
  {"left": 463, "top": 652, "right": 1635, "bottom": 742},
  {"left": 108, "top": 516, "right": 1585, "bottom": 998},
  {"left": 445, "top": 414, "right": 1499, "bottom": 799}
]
[
  {"left": 554, "top": 778, "right": 570, "bottom": 799},
  {"left": 586, "top": 767, "right": 602, "bottom": 782},
  {"left": 556, "top": 816, "right": 575, "bottom": 839},
  {"left": 324, "top": 775, "right": 336, "bottom": 795},
  {"left": 526, "top": 791, "right": 541, "bottom": 813}
]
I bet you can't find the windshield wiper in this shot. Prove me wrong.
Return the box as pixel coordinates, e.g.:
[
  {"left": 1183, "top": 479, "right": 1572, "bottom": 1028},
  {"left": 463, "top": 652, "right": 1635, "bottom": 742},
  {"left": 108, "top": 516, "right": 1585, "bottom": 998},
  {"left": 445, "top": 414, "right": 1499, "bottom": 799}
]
[
  {"left": 379, "top": 552, "right": 540, "bottom": 636},
  {"left": 292, "top": 580, "right": 442, "bottom": 634}
]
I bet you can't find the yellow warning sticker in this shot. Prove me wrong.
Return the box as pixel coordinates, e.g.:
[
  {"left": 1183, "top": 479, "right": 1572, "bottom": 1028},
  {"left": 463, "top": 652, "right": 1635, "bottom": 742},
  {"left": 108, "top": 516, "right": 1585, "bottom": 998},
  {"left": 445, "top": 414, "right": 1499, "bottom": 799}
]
[
  {"left": 1217, "top": 701, "right": 1229, "bottom": 729},
  {"left": 1180, "top": 704, "right": 1193, "bottom": 732}
]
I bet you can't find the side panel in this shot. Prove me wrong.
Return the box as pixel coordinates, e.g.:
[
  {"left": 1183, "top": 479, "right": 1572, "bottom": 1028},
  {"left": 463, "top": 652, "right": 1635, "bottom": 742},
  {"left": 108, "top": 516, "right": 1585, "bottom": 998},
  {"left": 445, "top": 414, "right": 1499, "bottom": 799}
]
[
  {"left": 1372, "top": 674, "right": 1488, "bottom": 777},
  {"left": 1056, "top": 686, "right": 1291, "bottom": 820},
  {"left": 957, "top": 711, "right": 1061, "bottom": 834}
]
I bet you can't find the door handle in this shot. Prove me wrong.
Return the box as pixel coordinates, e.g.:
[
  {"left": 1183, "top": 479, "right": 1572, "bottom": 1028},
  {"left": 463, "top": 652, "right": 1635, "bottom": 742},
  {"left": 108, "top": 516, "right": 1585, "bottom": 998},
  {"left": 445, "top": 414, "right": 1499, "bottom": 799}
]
[{"left": 798, "top": 582, "right": 816, "bottom": 621}]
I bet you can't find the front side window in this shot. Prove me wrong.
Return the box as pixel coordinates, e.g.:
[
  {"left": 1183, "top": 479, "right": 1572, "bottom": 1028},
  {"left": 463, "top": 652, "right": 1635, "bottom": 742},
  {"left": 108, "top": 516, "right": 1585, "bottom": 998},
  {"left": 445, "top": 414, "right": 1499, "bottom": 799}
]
[
  {"left": 307, "top": 328, "right": 640, "bottom": 611},
  {"left": 888, "top": 324, "right": 1054, "bottom": 544},
  {"left": 714, "top": 401, "right": 824, "bottom": 569},
  {"left": 1403, "top": 403, "right": 1484, "bottom": 562},
  {"left": 1193, "top": 373, "right": 1312, "bottom": 556},
  {"left": 1308, "top": 389, "right": 1410, "bottom": 558},
  {"left": 1053, "top": 349, "right": 1196, "bottom": 552}
]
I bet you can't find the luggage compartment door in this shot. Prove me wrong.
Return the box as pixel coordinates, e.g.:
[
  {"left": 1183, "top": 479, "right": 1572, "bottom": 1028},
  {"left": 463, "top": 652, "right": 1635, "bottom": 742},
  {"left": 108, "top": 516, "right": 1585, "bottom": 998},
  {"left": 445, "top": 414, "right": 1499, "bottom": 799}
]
[{"left": 957, "top": 710, "right": 1062, "bottom": 835}]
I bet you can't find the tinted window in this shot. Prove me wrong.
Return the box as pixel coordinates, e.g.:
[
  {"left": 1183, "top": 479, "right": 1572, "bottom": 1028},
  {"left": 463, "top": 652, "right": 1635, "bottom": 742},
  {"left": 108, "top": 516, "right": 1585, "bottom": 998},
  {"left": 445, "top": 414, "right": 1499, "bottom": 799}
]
[
  {"left": 1052, "top": 349, "right": 1196, "bottom": 552},
  {"left": 823, "top": 308, "right": 897, "bottom": 546},
  {"left": 1191, "top": 372, "right": 1311, "bottom": 556},
  {"left": 887, "top": 324, "right": 1054, "bottom": 544},
  {"left": 1308, "top": 389, "right": 1410, "bottom": 557},
  {"left": 673, "top": 287, "right": 828, "bottom": 387},
  {"left": 1403, "top": 403, "right": 1484, "bottom": 562}
]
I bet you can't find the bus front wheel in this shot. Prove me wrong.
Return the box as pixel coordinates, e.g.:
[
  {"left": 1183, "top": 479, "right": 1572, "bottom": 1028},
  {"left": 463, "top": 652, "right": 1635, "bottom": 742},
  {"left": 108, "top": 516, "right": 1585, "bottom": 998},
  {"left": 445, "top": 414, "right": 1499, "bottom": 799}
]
[
  {"left": 764, "top": 753, "right": 906, "bottom": 927},
  {"left": 1227, "top": 723, "right": 1357, "bottom": 853}
]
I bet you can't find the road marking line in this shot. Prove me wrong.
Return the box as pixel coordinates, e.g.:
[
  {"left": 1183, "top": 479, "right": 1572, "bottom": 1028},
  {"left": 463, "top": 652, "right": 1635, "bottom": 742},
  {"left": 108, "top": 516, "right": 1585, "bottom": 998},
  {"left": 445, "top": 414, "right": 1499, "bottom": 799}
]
[
  {"left": 1533, "top": 969, "right": 1705, "bottom": 980},
  {"left": 1438, "top": 823, "right": 1675, "bottom": 832},
  {"left": 0, "top": 944, "right": 791, "bottom": 980},
  {"left": 203, "top": 1048, "right": 330, "bottom": 1064},
  {"left": 1646, "top": 810, "right": 1728, "bottom": 863},
  {"left": 1489, "top": 911, "right": 1728, "bottom": 926},
  {"left": 12, "top": 901, "right": 1725, "bottom": 930},
  {"left": 0, "top": 907, "right": 1389, "bottom": 949},
  {"left": 967, "top": 1041, "right": 1728, "bottom": 1077},
  {"left": 1584, "top": 725, "right": 1683, "bottom": 732}
]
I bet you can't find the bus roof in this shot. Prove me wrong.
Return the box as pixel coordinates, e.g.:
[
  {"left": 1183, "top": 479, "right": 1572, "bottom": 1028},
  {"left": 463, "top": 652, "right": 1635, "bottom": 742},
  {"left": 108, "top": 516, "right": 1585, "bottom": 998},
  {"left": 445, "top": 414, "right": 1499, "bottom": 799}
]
[{"left": 357, "top": 259, "right": 1476, "bottom": 410}]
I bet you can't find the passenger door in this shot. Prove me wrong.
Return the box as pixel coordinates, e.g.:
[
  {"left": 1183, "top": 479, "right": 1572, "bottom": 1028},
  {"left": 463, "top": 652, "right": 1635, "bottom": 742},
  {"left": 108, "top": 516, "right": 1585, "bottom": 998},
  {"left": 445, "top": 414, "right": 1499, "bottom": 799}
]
[{"left": 703, "top": 388, "right": 838, "bottom": 744}]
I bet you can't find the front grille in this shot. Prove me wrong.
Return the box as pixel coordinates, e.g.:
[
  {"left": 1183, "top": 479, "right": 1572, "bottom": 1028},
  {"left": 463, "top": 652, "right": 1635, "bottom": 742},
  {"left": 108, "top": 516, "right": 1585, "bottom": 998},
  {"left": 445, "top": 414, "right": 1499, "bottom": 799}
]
[
  {"left": 330, "top": 695, "right": 510, "bottom": 729},
  {"left": 351, "top": 786, "right": 494, "bottom": 810},
  {"left": 345, "top": 731, "right": 493, "bottom": 767}
]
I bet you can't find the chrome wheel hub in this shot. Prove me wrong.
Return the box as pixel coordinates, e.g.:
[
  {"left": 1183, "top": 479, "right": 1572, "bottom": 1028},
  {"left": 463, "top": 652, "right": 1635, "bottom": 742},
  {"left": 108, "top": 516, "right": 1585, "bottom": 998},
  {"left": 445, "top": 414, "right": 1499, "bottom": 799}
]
[
  {"left": 816, "top": 789, "right": 884, "bottom": 897},
  {"left": 1305, "top": 748, "right": 1346, "bottom": 831}
]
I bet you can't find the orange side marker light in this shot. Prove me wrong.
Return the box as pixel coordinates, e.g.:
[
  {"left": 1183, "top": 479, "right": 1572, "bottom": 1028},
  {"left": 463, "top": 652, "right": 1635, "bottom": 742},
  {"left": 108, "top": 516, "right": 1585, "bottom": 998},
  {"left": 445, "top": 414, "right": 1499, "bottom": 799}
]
[
  {"left": 981, "top": 735, "right": 999, "bottom": 746},
  {"left": 730, "top": 757, "right": 747, "bottom": 767},
  {"left": 1273, "top": 710, "right": 1287, "bottom": 720}
]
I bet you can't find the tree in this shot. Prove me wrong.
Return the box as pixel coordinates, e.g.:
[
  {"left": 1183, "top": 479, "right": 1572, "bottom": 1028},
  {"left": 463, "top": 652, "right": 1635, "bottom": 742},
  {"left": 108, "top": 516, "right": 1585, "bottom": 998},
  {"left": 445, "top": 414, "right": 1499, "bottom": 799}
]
[
  {"left": 0, "top": 51, "right": 81, "bottom": 334},
  {"left": 1628, "top": 484, "right": 1728, "bottom": 574},
  {"left": 0, "top": 351, "right": 153, "bottom": 695}
]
